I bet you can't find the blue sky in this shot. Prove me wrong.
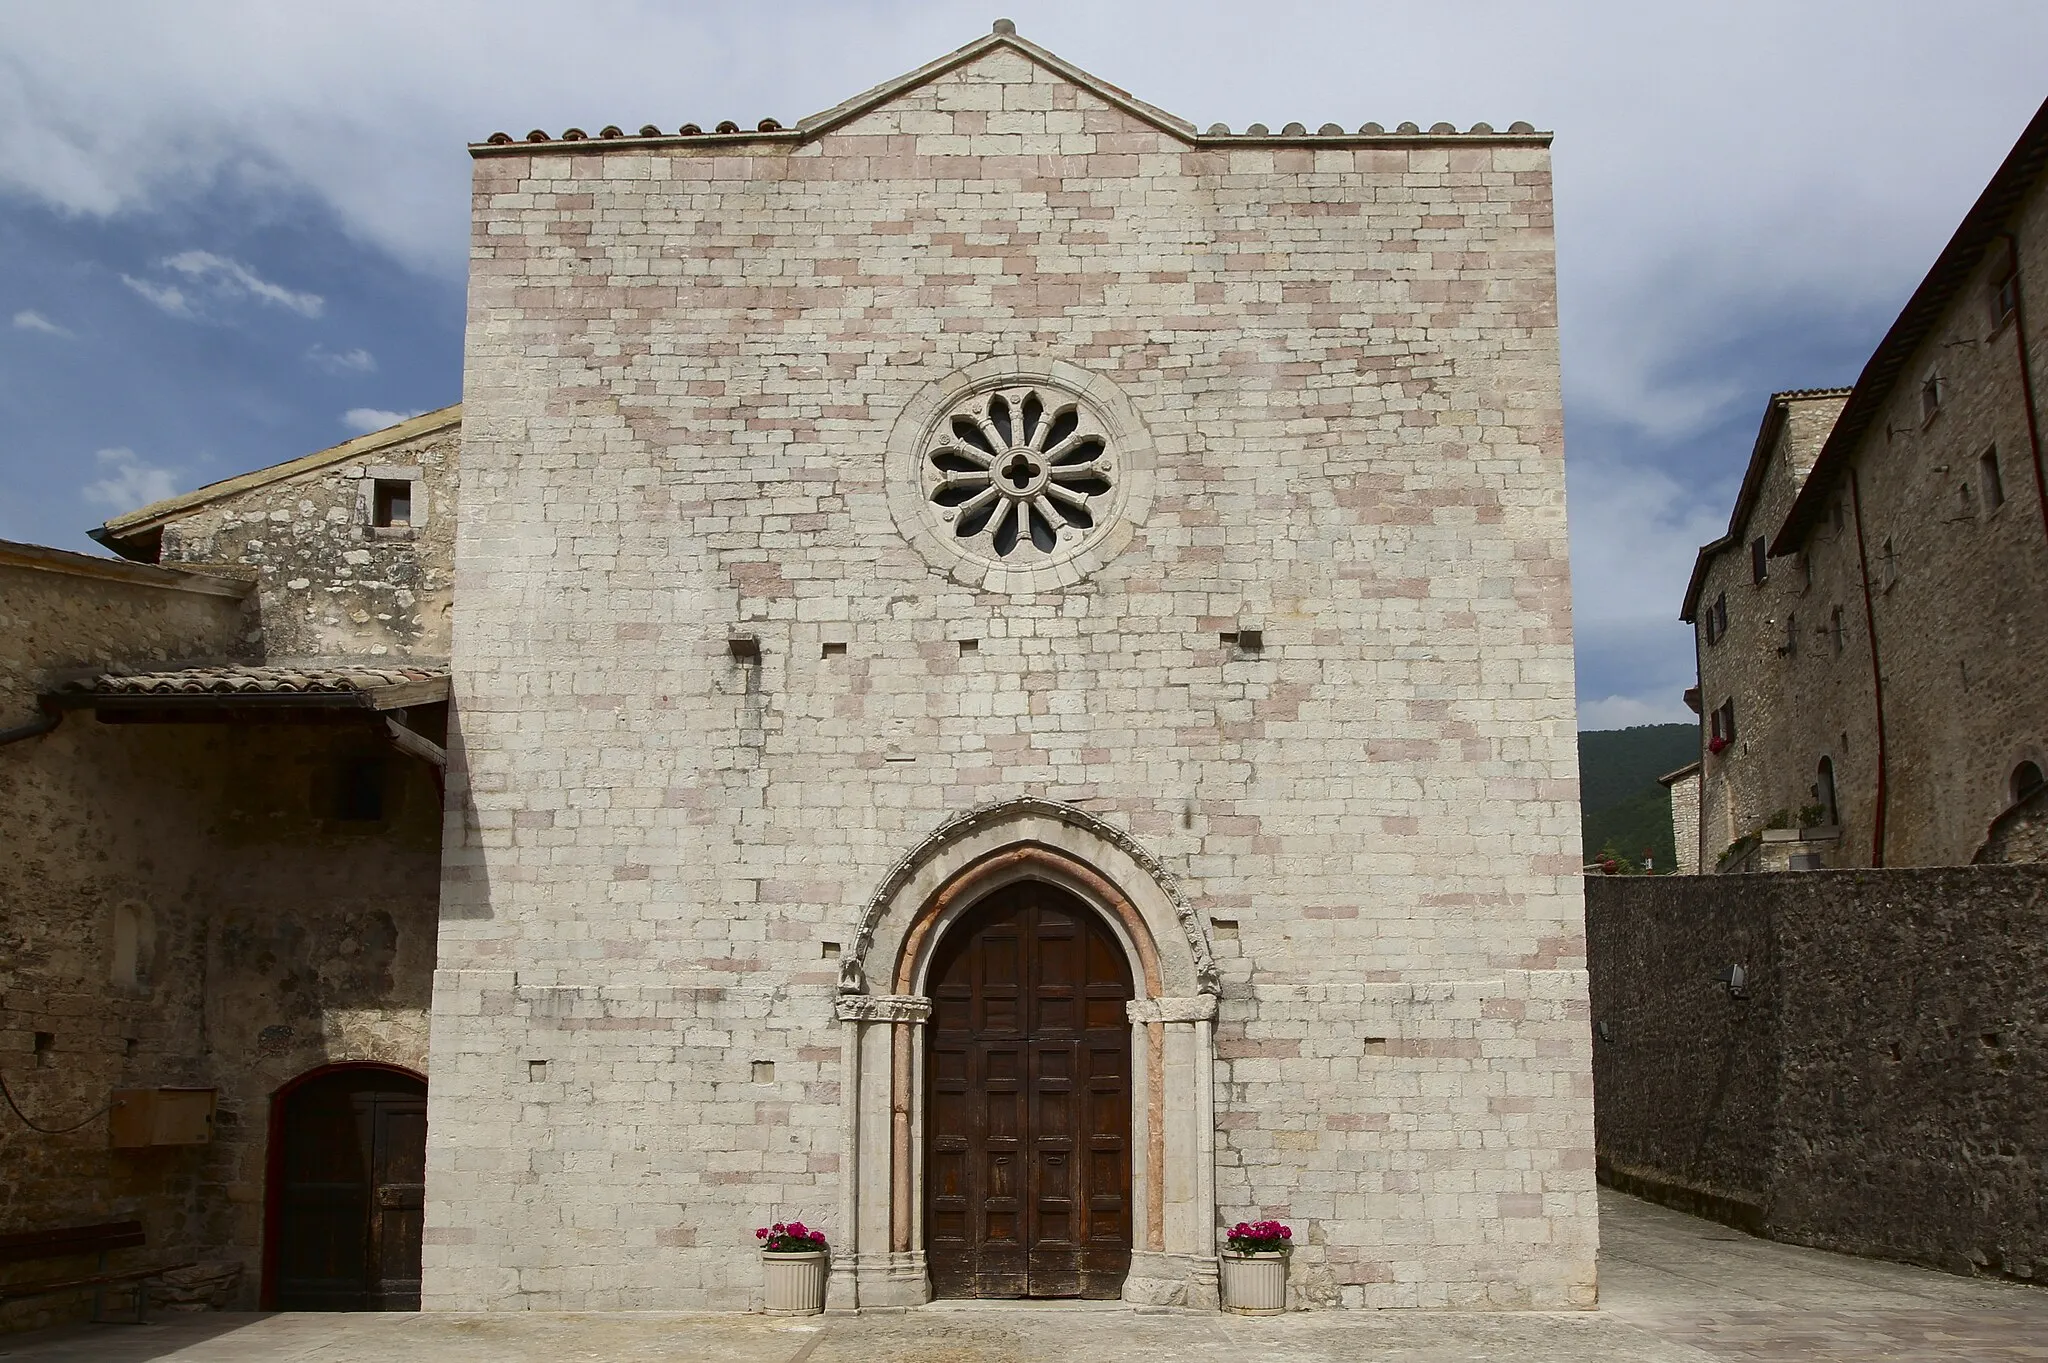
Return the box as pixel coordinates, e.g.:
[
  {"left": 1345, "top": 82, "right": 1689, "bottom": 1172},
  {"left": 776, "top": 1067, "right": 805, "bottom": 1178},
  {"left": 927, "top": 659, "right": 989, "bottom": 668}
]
[{"left": 3, "top": 1, "right": 2044, "bottom": 727}]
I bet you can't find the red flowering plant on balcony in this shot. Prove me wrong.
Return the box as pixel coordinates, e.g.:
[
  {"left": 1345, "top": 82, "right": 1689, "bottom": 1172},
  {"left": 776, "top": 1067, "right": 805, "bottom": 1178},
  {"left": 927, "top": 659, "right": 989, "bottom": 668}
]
[
  {"left": 1707, "top": 735, "right": 1730, "bottom": 755},
  {"left": 1223, "top": 1219, "right": 1292, "bottom": 1256},
  {"left": 757, "top": 1220, "right": 828, "bottom": 1254}
]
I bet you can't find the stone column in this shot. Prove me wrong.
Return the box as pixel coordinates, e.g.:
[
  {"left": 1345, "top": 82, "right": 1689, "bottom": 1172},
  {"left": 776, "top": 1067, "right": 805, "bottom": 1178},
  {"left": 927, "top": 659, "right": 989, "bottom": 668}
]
[
  {"left": 825, "top": 995, "right": 863, "bottom": 1314},
  {"left": 1121, "top": 992, "right": 1220, "bottom": 1309},
  {"left": 832, "top": 992, "right": 933, "bottom": 1312}
]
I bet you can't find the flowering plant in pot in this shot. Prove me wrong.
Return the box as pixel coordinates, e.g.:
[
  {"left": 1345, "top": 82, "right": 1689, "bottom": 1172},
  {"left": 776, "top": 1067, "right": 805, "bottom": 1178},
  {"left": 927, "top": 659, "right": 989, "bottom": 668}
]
[
  {"left": 756, "top": 1220, "right": 828, "bottom": 1315},
  {"left": 1219, "top": 1219, "right": 1291, "bottom": 1314}
]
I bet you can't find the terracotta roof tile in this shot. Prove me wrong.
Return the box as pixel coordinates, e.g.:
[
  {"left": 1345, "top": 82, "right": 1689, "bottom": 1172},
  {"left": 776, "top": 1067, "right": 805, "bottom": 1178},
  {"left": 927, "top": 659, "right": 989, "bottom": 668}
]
[{"left": 62, "top": 664, "right": 447, "bottom": 698}]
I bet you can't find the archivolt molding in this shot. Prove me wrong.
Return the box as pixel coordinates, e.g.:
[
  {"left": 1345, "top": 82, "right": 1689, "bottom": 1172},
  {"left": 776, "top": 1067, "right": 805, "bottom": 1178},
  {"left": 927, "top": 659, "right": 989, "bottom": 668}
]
[{"left": 840, "top": 796, "right": 1218, "bottom": 998}]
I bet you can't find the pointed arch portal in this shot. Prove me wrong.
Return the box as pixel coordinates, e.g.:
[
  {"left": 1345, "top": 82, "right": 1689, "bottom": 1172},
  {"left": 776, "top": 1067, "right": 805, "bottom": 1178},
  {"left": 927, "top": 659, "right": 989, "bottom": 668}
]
[{"left": 829, "top": 799, "right": 1221, "bottom": 1311}]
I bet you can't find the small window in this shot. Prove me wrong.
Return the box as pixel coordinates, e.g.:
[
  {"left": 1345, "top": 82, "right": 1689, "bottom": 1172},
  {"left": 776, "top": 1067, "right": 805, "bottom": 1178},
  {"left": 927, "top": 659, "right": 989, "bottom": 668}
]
[
  {"left": 2014, "top": 761, "right": 2046, "bottom": 806},
  {"left": 371, "top": 479, "right": 412, "bottom": 528},
  {"left": 1920, "top": 374, "right": 1942, "bottom": 424},
  {"left": 1992, "top": 268, "right": 2019, "bottom": 327},
  {"left": 1829, "top": 605, "right": 1846, "bottom": 656},
  {"left": 1749, "top": 537, "right": 1768, "bottom": 585},
  {"left": 1980, "top": 447, "right": 2006, "bottom": 512},
  {"left": 1816, "top": 756, "right": 1839, "bottom": 826},
  {"left": 1779, "top": 611, "right": 1797, "bottom": 657},
  {"left": 1703, "top": 592, "right": 1728, "bottom": 646},
  {"left": 1709, "top": 699, "right": 1736, "bottom": 752},
  {"left": 1879, "top": 537, "right": 1897, "bottom": 592},
  {"left": 336, "top": 758, "right": 385, "bottom": 821},
  {"left": 1829, "top": 499, "right": 1846, "bottom": 534}
]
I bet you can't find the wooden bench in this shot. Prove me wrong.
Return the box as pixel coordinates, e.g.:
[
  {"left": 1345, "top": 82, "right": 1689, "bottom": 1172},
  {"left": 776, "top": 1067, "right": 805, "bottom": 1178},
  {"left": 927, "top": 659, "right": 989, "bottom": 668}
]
[{"left": 0, "top": 1221, "right": 195, "bottom": 1323}]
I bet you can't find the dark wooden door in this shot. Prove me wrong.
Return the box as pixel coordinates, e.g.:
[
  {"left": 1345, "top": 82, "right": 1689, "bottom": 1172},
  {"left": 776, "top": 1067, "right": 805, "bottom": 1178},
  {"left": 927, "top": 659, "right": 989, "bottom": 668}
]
[
  {"left": 926, "top": 882, "right": 1133, "bottom": 1299},
  {"left": 274, "top": 1069, "right": 427, "bottom": 1310}
]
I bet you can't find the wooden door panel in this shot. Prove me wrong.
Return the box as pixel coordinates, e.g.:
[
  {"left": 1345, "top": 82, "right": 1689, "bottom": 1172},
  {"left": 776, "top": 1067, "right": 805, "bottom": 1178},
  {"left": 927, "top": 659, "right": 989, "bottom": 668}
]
[
  {"left": 925, "top": 883, "right": 1132, "bottom": 1299},
  {"left": 370, "top": 1097, "right": 427, "bottom": 1310},
  {"left": 274, "top": 1070, "right": 426, "bottom": 1312}
]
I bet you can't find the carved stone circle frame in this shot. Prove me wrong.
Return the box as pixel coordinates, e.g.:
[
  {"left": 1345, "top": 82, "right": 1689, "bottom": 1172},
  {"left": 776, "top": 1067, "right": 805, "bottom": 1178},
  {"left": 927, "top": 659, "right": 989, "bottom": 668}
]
[
  {"left": 886, "top": 358, "right": 1155, "bottom": 593},
  {"left": 828, "top": 798, "right": 1220, "bottom": 1312}
]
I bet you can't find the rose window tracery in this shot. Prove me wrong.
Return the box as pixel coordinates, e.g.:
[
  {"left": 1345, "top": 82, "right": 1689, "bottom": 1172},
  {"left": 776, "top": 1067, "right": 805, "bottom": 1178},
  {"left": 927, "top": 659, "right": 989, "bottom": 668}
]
[{"left": 922, "top": 386, "right": 1116, "bottom": 564}]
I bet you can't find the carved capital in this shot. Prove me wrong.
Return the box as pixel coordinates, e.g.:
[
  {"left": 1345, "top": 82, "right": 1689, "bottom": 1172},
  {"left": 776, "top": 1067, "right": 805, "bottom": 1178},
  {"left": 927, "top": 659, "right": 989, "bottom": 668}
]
[
  {"left": 1125, "top": 994, "right": 1219, "bottom": 1024},
  {"left": 835, "top": 994, "right": 933, "bottom": 1024}
]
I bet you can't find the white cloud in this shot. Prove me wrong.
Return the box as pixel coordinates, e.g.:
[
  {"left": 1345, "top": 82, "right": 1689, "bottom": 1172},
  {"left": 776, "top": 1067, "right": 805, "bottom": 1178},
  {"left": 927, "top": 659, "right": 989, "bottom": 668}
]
[
  {"left": 342, "top": 407, "right": 422, "bottom": 433},
  {"left": 162, "top": 250, "right": 323, "bottom": 317},
  {"left": 11, "top": 309, "right": 71, "bottom": 337},
  {"left": 1, "top": 2, "right": 2038, "bottom": 442},
  {"left": 121, "top": 274, "right": 196, "bottom": 317},
  {"left": 81, "top": 448, "right": 180, "bottom": 512},
  {"left": 307, "top": 344, "right": 377, "bottom": 374}
]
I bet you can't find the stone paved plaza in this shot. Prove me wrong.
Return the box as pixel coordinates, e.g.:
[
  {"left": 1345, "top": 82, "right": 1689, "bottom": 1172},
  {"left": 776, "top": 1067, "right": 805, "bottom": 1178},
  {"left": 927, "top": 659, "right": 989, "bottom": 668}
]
[{"left": 3, "top": 1194, "right": 2043, "bottom": 1362}]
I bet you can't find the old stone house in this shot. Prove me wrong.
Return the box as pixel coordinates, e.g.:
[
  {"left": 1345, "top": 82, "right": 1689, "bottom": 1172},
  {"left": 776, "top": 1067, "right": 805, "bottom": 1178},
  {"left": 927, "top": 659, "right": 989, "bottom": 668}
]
[
  {"left": 4, "top": 24, "right": 1595, "bottom": 1321},
  {"left": 1, "top": 413, "right": 457, "bottom": 1326},
  {"left": 1678, "top": 94, "right": 2048, "bottom": 872}
]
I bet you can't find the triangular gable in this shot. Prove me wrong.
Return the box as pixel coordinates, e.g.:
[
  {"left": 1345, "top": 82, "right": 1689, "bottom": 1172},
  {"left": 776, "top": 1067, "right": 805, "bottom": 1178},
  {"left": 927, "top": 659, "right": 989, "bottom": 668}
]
[
  {"left": 796, "top": 21, "right": 1197, "bottom": 143},
  {"left": 93, "top": 404, "right": 461, "bottom": 560},
  {"left": 471, "top": 22, "right": 1546, "bottom": 154}
]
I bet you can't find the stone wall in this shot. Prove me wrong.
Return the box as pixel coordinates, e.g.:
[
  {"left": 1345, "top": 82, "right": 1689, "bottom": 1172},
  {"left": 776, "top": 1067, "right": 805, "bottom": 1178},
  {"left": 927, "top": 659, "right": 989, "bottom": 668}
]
[
  {"left": 1691, "top": 393, "right": 1848, "bottom": 872},
  {"left": 1694, "top": 138, "right": 2048, "bottom": 870},
  {"left": 151, "top": 414, "right": 460, "bottom": 664},
  {"left": 432, "top": 31, "right": 1594, "bottom": 1313},
  {"left": 1587, "top": 867, "right": 2048, "bottom": 1280},
  {"left": 1665, "top": 769, "right": 1700, "bottom": 874},
  {"left": 0, "top": 546, "right": 440, "bottom": 1329}
]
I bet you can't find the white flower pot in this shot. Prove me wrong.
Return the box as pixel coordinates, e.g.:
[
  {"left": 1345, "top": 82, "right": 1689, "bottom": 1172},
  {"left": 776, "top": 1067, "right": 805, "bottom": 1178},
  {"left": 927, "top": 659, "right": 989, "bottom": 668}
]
[
  {"left": 762, "top": 1250, "right": 827, "bottom": 1315},
  {"left": 1218, "top": 1251, "right": 1287, "bottom": 1314}
]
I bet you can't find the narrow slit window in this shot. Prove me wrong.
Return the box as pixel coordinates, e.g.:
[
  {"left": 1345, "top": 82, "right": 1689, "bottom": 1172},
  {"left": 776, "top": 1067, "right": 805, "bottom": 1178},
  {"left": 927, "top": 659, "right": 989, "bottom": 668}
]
[
  {"left": 372, "top": 479, "right": 413, "bottom": 528},
  {"left": 1749, "top": 537, "right": 1768, "bottom": 585},
  {"left": 1992, "top": 269, "right": 2019, "bottom": 327},
  {"left": 1920, "top": 374, "right": 1942, "bottom": 424},
  {"left": 1980, "top": 447, "right": 2006, "bottom": 512}
]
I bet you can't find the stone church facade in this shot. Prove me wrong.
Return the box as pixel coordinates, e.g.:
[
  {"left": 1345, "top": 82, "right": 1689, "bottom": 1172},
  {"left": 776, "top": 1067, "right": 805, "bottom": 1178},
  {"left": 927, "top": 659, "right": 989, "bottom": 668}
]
[{"left": 426, "top": 24, "right": 1593, "bottom": 1313}]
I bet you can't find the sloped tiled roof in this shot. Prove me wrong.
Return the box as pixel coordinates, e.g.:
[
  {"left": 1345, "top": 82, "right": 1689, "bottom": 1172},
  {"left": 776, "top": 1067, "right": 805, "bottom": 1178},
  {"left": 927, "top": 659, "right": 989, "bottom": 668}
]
[
  {"left": 50, "top": 664, "right": 448, "bottom": 711},
  {"left": 473, "top": 22, "right": 1546, "bottom": 155}
]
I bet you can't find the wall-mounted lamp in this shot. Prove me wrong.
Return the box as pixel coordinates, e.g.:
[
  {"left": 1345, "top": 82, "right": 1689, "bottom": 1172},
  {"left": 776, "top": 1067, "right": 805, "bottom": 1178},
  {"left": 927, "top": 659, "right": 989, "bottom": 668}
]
[{"left": 1718, "top": 963, "right": 1748, "bottom": 1000}]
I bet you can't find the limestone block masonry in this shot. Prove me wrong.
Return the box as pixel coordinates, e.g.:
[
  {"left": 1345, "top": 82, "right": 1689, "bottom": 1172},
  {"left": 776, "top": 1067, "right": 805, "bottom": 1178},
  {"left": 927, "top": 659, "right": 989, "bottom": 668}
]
[{"left": 426, "top": 26, "right": 1594, "bottom": 1312}]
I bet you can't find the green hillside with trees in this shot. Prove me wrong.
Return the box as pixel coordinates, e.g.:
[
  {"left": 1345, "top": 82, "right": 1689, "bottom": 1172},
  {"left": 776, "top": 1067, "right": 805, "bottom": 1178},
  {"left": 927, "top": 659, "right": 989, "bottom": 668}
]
[{"left": 1577, "top": 723, "right": 1698, "bottom": 872}]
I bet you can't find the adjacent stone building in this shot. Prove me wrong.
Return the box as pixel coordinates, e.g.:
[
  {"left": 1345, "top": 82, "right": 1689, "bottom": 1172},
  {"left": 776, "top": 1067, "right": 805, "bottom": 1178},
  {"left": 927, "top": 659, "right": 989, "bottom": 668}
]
[
  {"left": 1658, "top": 761, "right": 1701, "bottom": 875},
  {"left": 426, "top": 23, "right": 1594, "bottom": 1314},
  {"left": 1681, "top": 389, "right": 1851, "bottom": 872},
  {"left": 1, "top": 413, "right": 458, "bottom": 1325},
  {"left": 1678, "top": 94, "right": 2048, "bottom": 871}
]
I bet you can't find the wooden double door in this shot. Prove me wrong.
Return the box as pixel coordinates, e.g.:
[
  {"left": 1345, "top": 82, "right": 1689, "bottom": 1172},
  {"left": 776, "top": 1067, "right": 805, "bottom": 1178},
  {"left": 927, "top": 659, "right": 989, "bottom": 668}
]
[
  {"left": 272, "top": 1068, "right": 427, "bottom": 1310},
  {"left": 925, "top": 882, "right": 1134, "bottom": 1298}
]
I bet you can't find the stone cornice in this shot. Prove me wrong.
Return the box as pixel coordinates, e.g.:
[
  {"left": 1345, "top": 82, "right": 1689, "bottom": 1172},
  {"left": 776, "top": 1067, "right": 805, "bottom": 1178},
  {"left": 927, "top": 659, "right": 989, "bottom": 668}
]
[{"left": 834, "top": 994, "right": 932, "bottom": 1024}]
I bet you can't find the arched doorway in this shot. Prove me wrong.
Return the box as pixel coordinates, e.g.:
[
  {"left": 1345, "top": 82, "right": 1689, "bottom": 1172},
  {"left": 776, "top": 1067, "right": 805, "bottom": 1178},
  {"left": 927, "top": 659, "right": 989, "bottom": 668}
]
[
  {"left": 265, "top": 1064, "right": 427, "bottom": 1310},
  {"left": 924, "top": 881, "right": 1133, "bottom": 1299}
]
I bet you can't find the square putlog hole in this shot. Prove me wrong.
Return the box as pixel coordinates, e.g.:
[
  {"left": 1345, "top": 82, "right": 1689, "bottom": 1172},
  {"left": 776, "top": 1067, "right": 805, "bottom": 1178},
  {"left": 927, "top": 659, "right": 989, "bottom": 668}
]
[{"left": 751, "top": 1060, "right": 775, "bottom": 1083}]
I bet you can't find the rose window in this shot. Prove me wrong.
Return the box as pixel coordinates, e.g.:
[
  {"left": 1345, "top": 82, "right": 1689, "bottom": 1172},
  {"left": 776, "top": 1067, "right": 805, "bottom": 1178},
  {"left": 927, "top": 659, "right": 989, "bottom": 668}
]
[{"left": 922, "top": 386, "right": 1116, "bottom": 564}]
